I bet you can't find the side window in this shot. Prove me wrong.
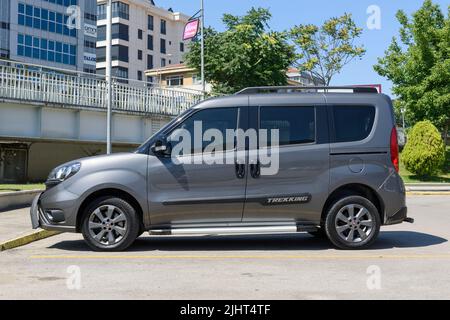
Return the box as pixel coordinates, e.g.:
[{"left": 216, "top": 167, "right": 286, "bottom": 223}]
[
  {"left": 168, "top": 108, "right": 239, "bottom": 155},
  {"left": 333, "top": 105, "right": 375, "bottom": 142},
  {"left": 259, "top": 106, "right": 315, "bottom": 146}
]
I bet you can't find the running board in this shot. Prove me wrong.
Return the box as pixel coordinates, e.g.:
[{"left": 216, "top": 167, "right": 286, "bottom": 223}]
[{"left": 149, "top": 225, "right": 317, "bottom": 236}]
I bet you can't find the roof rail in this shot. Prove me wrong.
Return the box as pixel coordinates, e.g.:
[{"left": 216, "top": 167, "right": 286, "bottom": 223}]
[{"left": 235, "top": 86, "right": 379, "bottom": 95}]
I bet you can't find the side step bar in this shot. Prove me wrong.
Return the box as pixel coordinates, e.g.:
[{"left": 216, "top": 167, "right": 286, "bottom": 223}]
[{"left": 149, "top": 225, "right": 317, "bottom": 236}]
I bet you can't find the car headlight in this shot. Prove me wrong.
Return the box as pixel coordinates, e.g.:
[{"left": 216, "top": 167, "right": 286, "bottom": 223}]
[{"left": 47, "top": 162, "right": 81, "bottom": 184}]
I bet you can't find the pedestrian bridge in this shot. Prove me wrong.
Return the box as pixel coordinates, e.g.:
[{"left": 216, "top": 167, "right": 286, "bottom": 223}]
[{"left": 0, "top": 59, "right": 204, "bottom": 182}]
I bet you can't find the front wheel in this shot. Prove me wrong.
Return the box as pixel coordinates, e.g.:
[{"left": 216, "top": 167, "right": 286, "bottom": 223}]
[
  {"left": 81, "top": 197, "right": 140, "bottom": 251},
  {"left": 324, "top": 196, "right": 381, "bottom": 250}
]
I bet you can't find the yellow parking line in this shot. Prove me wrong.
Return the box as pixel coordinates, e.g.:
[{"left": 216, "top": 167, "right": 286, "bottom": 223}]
[{"left": 29, "top": 254, "right": 450, "bottom": 260}]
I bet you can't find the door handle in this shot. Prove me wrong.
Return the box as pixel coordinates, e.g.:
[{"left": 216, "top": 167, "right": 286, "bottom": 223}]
[
  {"left": 250, "top": 162, "right": 260, "bottom": 179},
  {"left": 235, "top": 163, "right": 245, "bottom": 179}
]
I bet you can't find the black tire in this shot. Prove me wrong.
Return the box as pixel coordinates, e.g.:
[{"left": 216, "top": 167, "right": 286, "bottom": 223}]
[
  {"left": 324, "top": 195, "right": 381, "bottom": 250},
  {"left": 81, "top": 196, "right": 140, "bottom": 251}
]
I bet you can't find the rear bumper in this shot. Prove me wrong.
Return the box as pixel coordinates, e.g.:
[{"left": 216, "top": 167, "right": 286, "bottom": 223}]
[
  {"left": 384, "top": 206, "right": 413, "bottom": 225},
  {"left": 30, "top": 193, "right": 77, "bottom": 232}
]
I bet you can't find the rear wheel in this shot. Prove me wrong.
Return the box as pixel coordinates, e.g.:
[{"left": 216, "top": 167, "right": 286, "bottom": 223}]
[
  {"left": 324, "top": 196, "right": 380, "bottom": 250},
  {"left": 81, "top": 197, "right": 140, "bottom": 251}
]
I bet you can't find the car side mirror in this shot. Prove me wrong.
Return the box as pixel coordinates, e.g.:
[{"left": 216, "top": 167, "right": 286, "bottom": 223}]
[{"left": 151, "top": 138, "right": 171, "bottom": 157}]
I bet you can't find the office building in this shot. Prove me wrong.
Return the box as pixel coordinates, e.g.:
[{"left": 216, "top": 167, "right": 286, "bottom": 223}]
[
  {"left": 96, "top": 0, "right": 190, "bottom": 83},
  {"left": 0, "top": 0, "right": 97, "bottom": 73}
]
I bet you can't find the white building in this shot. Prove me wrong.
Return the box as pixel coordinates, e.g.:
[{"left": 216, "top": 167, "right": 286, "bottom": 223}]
[
  {"left": 286, "top": 67, "right": 324, "bottom": 86},
  {"left": 96, "top": 0, "right": 190, "bottom": 83}
]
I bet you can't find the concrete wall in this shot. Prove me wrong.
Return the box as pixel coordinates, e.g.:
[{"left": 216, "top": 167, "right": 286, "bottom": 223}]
[
  {"left": 27, "top": 141, "right": 134, "bottom": 182},
  {"left": 0, "top": 101, "right": 172, "bottom": 182},
  {"left": 0, "top": 101, "right": 172, "bottom": 143}
]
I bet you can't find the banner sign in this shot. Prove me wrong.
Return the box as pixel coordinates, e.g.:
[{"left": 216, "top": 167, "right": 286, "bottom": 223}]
[
  {"left": 83, "top": 52, "right": 97, "bottom": 66},
  {"left": 183, "top": 19, "right": 200, "bottom": 40},
  {"left": 84, "top": 23, "right": 97, "bottom": 38}
]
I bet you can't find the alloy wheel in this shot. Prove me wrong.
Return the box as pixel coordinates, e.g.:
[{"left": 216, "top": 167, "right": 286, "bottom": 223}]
[
  {"left": 334, "top": 204, "right": 374, "bottom": 243},
  {"left": 88, "top": 205, "right": 128, "bottom": 246}
]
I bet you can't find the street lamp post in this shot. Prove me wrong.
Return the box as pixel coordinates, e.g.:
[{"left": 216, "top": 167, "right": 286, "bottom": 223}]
[
  {"left": 200, "top": 0, "right": 205, "bottom": 93},
  {"left": 401, "top": 107, "right": 406, "bottom": 130},
  {"left": 106, "top": 0, "right": 113, "bottom": 154}
]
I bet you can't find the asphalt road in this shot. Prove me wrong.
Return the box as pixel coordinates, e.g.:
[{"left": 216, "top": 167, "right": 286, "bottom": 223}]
[{"left": 1, "top": 195, "right": 449, "bottom": 300}]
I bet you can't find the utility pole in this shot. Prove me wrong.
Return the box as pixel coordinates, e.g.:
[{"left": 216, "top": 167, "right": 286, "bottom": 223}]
[
  {"left": 401, "top": 107, "right": 406, "bottom": 130},
  {"left": 200, "top": 0, "right": 205, "bottom": 93},
  {"left": 106, "top": 0, "right": 113, "bottom": 154}
]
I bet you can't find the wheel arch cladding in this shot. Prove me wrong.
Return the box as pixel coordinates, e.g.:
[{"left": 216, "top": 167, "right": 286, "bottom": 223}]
[
  {"left": 76, "top": 188, "right": 144, "bottom": 233},
  {"left": 321, "top": 183, "right": 384, "bottom": 224}
]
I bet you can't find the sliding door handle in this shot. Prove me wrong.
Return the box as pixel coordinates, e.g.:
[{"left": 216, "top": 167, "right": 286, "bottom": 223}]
[
  {"left": 250, "top": 162, "right": 261, "bottom": 178},
  {"left": 235, "top": 163, "right": 245, "bottom": 179}
]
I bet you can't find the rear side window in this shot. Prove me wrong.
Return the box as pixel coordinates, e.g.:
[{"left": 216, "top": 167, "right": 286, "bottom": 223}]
[
  {"left": 333, "top": 105, "right": 375, "bottom": 142},
  {"left": 260, "top": 106, "right": 315, "bottom": 146}
]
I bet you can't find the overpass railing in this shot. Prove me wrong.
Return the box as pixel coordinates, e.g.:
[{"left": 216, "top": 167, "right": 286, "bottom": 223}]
[{"left": 0, "top": 59, "right": 204, "bottom": 116}]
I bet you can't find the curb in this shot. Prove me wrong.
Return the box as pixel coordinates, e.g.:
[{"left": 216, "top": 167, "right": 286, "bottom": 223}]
[
  {"left": 406, "top": 191, "right": 450, "bottom": 196},
  {"left": 0, "top": 189, "right": 44, "bottom": 212},
  {"left": 0, "top": 230, "right": 60, "bottom": 252}
]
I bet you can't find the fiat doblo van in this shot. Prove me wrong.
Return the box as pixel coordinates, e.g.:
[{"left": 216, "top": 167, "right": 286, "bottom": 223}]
[{"left": 30, "top": 86, "right": 412, "bottom": 251}]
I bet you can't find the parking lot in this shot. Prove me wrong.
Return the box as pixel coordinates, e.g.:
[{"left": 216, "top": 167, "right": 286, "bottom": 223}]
[{"left": 0, "top": 195, "right": 449, "bottom": 300}]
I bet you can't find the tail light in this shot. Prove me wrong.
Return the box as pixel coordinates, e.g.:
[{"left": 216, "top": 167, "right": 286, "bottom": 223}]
[{"left": 390, "top": 126, "right": 399, "bottom": 172}]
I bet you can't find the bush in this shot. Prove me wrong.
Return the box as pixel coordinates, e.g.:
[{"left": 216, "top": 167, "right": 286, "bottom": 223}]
[{"left": 402, "top": 120, "right": 446, "bottom": 176}]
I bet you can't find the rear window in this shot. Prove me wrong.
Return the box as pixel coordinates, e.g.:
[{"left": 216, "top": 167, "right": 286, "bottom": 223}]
[
  {"left": 333, "top": 105, "right": 375, "bottom": 142},
  {"left": 260, "top": 106, "right": 315, "bottom": 146}
]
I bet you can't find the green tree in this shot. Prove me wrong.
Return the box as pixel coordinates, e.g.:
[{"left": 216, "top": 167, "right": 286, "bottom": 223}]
[
  {"left": 374, "top": 0, "right": 450, "bottom": 143},
  {"left": 185, "top": 8, "right": 296, "bottom": 95},
  {"left": 402, "top": 120, "right": 446, "bottom": 176},
  {"left": 290, "top": 13, "right": 366, "bottom": 86}
]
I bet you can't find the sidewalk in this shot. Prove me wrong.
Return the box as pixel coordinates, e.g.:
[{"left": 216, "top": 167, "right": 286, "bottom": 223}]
[
  {"left": 0, "top": 207, "right": 58, "bottom": 251},
  {"left": 405, "top": 183, "right": 450, "bottom": 192},
  {"left": 0, "top": 207, "right": 33, "bottom": 244}
]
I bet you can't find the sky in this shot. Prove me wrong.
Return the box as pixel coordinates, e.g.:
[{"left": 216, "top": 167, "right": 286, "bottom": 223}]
[{"left": 159, "top": 0, "right": 448, "bottom": 97}]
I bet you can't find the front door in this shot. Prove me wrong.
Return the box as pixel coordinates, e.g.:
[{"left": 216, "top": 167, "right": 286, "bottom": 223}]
[
  {"left": 147, "top": 106, "right": 249, "bottom": 226},
  {"left": 0, "top": 147, "right": 27, "bottom": 183},
  {"left": 243, "top": 103, "right": 330, "bottom": 224}
]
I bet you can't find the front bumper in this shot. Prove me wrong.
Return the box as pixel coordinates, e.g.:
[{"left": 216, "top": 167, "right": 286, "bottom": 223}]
[{"left": 30, "top": 193, "right": 77, "bottom": 232}]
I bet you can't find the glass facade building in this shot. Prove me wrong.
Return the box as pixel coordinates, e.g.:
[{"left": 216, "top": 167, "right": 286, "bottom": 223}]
[
  {"left": 18, "top": 3, "right": 77, "bottom": 38},
  {"left": 0, "top": 0, "right": 97, "bottom": 72},
  {"left": 42, "top": 0, "right": 78, "bottom": 6},
  {"left": 17, "top": 33, "right": 77, "bottom": 66}
]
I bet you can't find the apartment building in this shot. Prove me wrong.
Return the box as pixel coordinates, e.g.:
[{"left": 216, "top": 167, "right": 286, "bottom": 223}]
[
  {"left": 96, "top": 0, "right": 190, "bottom": 83},
  {"left": 0, "top": 0, "right": 97, "bottom": 73},
  {"left": 286, "top": 68, "right": 325, "bottom": 86}
]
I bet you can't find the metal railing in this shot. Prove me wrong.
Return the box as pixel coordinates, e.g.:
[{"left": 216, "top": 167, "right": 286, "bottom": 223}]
[{"left": 0, "top": 59, "right": 204, "bottom": 116}]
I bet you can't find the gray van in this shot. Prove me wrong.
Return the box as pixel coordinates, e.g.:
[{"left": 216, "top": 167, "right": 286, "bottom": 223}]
[{"left": 30, "top": 86, "right": 412, "bottom": 251}]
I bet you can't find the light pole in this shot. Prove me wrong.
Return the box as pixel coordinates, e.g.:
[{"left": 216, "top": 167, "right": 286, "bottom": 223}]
[
  {"left": 106, "top": 0, "right": 113, "bottom": 154},
  {"left": 401, "top": 107, "right": 406, "bottom": 130},
  {"left": 200, "top": 0, "right": 205, "bottom": 93}
]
